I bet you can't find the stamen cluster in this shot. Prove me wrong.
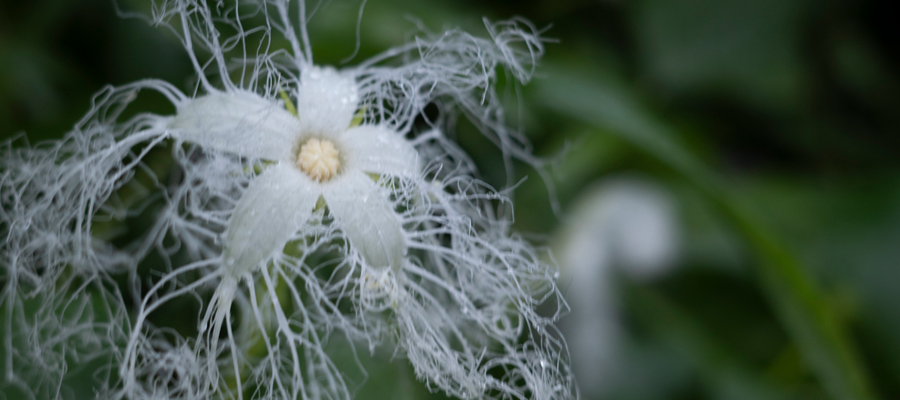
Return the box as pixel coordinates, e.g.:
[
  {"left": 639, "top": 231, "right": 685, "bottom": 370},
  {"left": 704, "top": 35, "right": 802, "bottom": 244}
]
[{"left": 297, "top": 138, "right": 340, "bottom": 181}]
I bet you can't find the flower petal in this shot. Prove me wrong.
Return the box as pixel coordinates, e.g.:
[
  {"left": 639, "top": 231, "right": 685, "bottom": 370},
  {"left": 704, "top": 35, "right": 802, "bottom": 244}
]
[
  {"left": 224, "top": 164, "right": 319, "bottom": 274},
  {"left": 339, "top": 125, "right": 420, "bottom": 178},
  {"left": 323, "top": 170, "right": 406, "bottom": 272},
  {"left": 296, "top": 66, "right": 359, "bottom": 136},
  {"left": 171, "top": 91, "right": 300, "bottom": 161}
]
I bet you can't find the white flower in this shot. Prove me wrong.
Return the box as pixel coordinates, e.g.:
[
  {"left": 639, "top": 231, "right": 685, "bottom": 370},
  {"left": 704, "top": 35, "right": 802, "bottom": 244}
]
[
  {"left": 170, "top": 66, "right": 418, "bottom": 276},
  {"left": 2, "top": 1, "right": 576, "bottom": 399}
]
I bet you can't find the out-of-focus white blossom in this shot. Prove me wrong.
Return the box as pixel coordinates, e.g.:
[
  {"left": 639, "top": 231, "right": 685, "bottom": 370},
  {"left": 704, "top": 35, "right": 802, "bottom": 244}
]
[{"left": 556, "top": 177, "right": 679, "bottom": 398}]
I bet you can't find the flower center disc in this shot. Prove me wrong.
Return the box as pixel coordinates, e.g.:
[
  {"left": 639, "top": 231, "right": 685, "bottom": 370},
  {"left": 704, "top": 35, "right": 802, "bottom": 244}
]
[{"left": 296, "top": 138, "right": 340, "bottom": 181}]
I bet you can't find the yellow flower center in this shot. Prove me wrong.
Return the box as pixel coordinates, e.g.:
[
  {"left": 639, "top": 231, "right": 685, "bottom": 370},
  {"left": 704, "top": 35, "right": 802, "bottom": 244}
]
[{"left": 296, "top": 138, "right": 340, "bottom": 181}]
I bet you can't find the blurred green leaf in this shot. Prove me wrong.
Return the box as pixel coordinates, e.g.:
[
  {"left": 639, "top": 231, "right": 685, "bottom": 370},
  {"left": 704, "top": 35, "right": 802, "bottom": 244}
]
[
  {"left": 631, "top": 0, "right": 808, "bottom": 113},
  {"left": 627, "top": 286, "right": 799, "bottom": 400}
]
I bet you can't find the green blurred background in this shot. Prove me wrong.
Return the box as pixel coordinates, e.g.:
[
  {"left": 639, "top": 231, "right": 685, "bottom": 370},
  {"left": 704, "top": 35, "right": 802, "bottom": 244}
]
[{"left": 1, "top": 0, "right": 898, "bottom": 399}]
